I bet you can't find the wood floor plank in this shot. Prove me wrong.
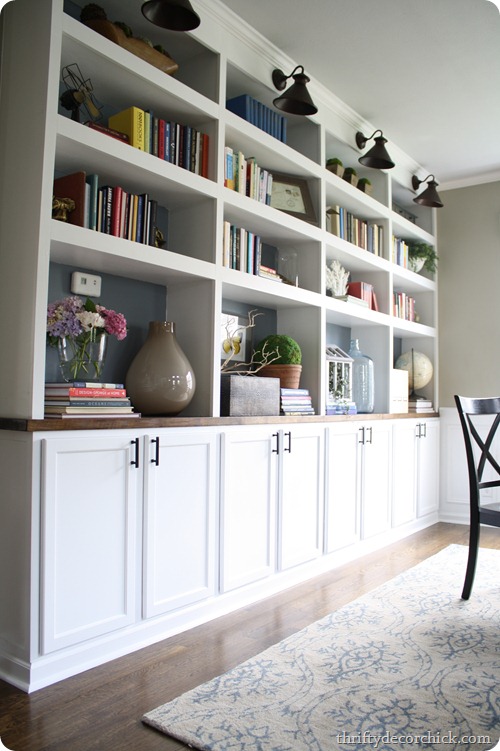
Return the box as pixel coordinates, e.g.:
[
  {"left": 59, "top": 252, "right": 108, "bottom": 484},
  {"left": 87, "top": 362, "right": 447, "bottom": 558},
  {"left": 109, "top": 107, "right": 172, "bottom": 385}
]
[{"left": 1, "top": 522, "right": 499, "bottom": 751}]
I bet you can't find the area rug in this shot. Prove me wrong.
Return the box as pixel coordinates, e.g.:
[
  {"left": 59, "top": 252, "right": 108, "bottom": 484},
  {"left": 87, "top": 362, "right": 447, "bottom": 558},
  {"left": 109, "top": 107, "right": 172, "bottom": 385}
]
[{"left": 143, "top": 545, "right": 500, "bottom": 751}]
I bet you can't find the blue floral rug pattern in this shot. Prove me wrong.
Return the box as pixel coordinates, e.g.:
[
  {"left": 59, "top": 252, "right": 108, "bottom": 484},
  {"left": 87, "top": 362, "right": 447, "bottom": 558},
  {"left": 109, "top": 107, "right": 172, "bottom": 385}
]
[{"left": 143, "top": 545, "right": 500, "bottom": 750}]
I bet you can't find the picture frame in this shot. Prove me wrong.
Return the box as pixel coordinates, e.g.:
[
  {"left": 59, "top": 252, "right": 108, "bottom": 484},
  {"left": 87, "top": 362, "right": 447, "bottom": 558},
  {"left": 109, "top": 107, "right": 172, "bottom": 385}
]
[
  {"left": 270, "top": 174, "right": 316, "bottom": 224},
  {"left": 220, "top": 313, "right": 250, "bottom": 363}
]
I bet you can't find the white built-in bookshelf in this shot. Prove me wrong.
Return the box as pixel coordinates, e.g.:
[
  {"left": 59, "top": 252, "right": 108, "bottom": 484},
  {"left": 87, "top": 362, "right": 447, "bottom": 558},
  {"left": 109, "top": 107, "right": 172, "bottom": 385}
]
[{"left": 0, "top": 0, "right": 437, "bottom": 419}]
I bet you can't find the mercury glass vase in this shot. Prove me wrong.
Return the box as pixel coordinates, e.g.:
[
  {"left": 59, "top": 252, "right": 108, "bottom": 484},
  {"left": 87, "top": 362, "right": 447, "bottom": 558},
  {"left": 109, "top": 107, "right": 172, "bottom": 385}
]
[
  {"left": 57, "top": 332, "right": 107, "bottom": 383},
  {"left": 125, "top": 321, "right": 196, "bottom": 416}
]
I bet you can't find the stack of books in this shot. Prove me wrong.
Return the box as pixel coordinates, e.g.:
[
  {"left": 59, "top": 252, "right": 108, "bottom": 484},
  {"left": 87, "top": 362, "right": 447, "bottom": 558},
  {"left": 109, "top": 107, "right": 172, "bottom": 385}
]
[
  {"left": 280, "top": 388, "right": 315, "bottom": 416},
  {"left": 326, "top": 401, "right": 357, "bottom": 415},
  {"left": 409, "top": 397, "right": 434, "bottom": 413},
  {"left": 44, "top": 382, "right": 140, "bottom": 418}
]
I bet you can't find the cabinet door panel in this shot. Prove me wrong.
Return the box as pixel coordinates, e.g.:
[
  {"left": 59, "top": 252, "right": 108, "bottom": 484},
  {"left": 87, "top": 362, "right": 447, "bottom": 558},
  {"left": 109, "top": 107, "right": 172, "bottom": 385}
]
[
  {"left": 361, "top": 423, "right": 392, "bottom": 539},
  {"left": 279, "top": 428, "right": 324, "bottom": 570},
  {"left": 220, "top": 429, "right": 277, "bottom": 592},
  {"left": 41, "top": 434, "right": 140, "bottom": 654},
  {"left": 325, "top": 424, "right": 360, "bottom": 552},
  {"left": 143, "top": 431, "right": 218, "bottom": 618},
  {"left": 392, "top": 422, "right": 417, "bottom": 527},
  {"left": 417, "top": 420, "right": 440, "bottom": 517}
]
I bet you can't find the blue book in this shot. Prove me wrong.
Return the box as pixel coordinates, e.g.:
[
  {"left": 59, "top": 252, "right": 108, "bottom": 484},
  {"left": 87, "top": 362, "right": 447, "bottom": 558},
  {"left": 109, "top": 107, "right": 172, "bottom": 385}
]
[{"left": 226, "top": 94, "right": 253, "bottom": 122}]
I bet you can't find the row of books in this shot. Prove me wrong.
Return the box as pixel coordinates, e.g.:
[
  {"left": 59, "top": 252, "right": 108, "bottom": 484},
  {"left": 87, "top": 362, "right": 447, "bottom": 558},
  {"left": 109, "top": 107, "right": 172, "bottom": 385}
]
[
  {"left": 44, "top": 382, "right": 140, "bottom": 419},
  {"left": 327, "top": 205, "right": 383, "bottom": 255},
  {"left": 224, "top": 148, "right": 273, "bottom": 204},
  {"left": 53, "top": 170, "right": 168, "bottom": 247},
  {"left": 105, "top": 106, "right": 209, "bottom": 178},
  {"left": 222, "top": 222, "right": 284, "bottom": 282},
  {"left": 392, "top": 236, "right": 410, "bottom": 267},
  {"left": 226, "top": 94, "right": 287, "bottom": 143},
  {"left": 280, "top": 388, "right": 315, "bottom": 416},
  {"left": 393, "top": 291, "right": 417, "bottom": 321},
  {"left": 348, "top": 281, "right": 379, "bottom": 312}
]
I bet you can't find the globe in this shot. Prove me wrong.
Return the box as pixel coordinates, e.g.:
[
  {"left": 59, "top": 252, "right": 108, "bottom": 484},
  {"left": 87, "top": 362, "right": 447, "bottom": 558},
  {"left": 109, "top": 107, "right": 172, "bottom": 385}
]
[{"left": 395, "top": 350, "right": 433, "bottom": 391}]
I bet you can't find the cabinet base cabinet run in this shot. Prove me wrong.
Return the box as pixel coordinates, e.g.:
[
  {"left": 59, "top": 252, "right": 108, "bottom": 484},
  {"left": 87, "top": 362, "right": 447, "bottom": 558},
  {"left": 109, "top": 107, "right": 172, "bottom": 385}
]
[{"left": 0, "top": 418, "right": 439, "bottom": 692}]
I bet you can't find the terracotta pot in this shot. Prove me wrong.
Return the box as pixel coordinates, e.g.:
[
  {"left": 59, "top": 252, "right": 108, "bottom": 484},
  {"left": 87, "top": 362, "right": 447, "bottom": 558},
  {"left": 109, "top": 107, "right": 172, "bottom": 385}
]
[{"left": 257, "top": 364, "right": 302, "bottom": 390}]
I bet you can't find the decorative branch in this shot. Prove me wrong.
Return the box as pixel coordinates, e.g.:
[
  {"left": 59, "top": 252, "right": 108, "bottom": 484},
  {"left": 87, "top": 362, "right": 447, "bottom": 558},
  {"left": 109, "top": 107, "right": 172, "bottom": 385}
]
[{"left": 221, "top": 310, "right": 280, "bottom": 374}]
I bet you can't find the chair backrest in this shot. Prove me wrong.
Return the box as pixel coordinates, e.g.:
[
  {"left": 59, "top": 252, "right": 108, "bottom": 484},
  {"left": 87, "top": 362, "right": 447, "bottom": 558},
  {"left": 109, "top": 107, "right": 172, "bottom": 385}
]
[{"left": 454, "top": 396, "right": 500, "bottom": 509}]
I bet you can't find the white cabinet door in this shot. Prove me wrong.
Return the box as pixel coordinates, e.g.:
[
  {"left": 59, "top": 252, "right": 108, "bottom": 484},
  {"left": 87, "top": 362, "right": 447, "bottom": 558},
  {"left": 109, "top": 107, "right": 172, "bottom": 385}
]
[
  {"left": 41, "top": 432, "right": 141, "bottom": 654},
  {"left": 325, "top": 423, "right": 361, "bottom": 552},
  {"left": 416, "top": 419, "right": 440, "bottom": 518},
  {"left": 279, "top": 426, "right": 324, "bottom": 570},
  {"left": 220, "top": 428, "right": 278, "bottom": 592},
  {"left": 392, "top": 421, "right": 418, "bottom": 527},
  {"left": 360, "top": 422, "right": 392, "bottom": 539},
  {"left": 143, "top": 430, "right": 218, "bottom": 618}
]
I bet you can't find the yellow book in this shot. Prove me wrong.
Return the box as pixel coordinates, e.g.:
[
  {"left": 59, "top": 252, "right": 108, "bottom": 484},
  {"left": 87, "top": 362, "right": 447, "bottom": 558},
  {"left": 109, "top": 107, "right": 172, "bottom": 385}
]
[{"left": 108, "top": 106, "right": 145, "bottom": 151}]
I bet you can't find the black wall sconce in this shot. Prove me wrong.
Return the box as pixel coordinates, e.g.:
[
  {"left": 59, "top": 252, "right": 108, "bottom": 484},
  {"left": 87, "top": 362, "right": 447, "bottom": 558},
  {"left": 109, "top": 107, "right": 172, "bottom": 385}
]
[
  {"left": 141, "top": 0, "right": 200, "bottom": 31},
  {"left": 412, "top": 175, "right": 444, "bottom": 208},
  {"left": 272, "top": 65, "right": 318, "bottom": 116},
  {"left": 355, "top": 129, "right": 395, "bottom": 170}
]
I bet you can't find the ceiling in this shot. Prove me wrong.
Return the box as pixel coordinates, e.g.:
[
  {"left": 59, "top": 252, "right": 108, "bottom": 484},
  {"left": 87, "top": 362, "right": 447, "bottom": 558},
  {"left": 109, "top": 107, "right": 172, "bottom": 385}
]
[{"left": 216, "top": 0, "right": 500, "bottom": 190}]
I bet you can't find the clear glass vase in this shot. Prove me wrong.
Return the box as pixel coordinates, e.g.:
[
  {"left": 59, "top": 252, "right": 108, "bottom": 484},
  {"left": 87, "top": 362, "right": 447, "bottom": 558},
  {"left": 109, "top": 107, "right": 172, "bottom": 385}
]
[
  {"left": 57, "top": 333, "right": 107, "bottom": 383},
  {"left": 349, "top": 338, "right": 374, "bottom": 413}
]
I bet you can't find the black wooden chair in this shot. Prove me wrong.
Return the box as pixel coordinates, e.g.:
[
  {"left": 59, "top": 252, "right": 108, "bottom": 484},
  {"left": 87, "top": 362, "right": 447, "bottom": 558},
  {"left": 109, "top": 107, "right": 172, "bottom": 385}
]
[{"left": 454, "top": 395, "right": 500, "bottom": 599}]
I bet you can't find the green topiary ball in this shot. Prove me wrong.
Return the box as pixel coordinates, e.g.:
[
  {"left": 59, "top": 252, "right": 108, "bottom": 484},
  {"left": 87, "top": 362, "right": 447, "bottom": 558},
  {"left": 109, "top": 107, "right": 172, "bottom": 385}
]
[{"left": 253, "top": 334, "right": 302, "bottom": 365}]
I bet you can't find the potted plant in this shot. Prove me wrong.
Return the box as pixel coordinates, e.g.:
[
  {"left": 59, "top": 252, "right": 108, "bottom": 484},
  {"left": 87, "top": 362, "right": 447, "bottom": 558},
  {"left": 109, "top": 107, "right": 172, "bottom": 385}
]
[
  {"left": 357, "top": 177, "right": 372, "bottom": 195},
  {"left": 343, "top": 167, "right": 358, "bottom": 187},
  {"left": 326, "top": 157, "right": 344, "bottom": 178},
  {"left": 408, "top": 242, "right": 438, "bottom": 274},
  {"left": 253, "top": 334, "right": 302, "bottom": 389}
]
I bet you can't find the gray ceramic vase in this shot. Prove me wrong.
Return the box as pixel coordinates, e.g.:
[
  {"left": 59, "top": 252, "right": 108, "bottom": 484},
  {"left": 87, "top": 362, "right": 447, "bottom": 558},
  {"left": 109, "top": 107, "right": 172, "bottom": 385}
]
[{"left": 125, "top": 321, "right": 196, "bottom": 416}]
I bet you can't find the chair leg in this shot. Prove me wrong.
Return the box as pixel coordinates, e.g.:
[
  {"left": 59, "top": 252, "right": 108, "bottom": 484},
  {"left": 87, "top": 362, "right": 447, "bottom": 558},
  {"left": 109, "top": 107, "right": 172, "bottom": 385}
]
[{"left": 461, "top": 522, "right": 480, "bottom": 600}]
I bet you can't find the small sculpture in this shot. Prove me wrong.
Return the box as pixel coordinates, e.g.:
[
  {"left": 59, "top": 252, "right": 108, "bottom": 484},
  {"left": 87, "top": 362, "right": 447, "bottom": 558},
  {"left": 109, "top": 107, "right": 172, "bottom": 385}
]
[
  {"left": 52, "top": 196, "right": 75, "bottom": 222},
  {"left": 325, "top": 259, "right": 349, "bottom": 297}
]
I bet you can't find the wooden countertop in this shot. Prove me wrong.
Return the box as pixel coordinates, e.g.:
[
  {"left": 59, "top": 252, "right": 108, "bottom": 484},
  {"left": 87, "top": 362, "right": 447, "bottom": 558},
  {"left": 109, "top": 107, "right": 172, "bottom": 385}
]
[{"left": 0, "top": 412, "right": 439, "bottom": 432}]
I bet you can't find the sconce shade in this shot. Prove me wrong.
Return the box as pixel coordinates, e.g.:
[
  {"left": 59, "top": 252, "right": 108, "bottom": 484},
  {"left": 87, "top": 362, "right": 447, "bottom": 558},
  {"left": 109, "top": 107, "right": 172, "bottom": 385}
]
[
  {"left": 141, "top": 0, "right": 200, "bottom": 30},
  {"left": 412, "top": 175, "right": 444, "bottom": 208},
  {"left": 272, "top": 66, "right": 318, "bottom": 116},
  {"left": 355, "top": 129, "right": 395, "bottom": 170}
]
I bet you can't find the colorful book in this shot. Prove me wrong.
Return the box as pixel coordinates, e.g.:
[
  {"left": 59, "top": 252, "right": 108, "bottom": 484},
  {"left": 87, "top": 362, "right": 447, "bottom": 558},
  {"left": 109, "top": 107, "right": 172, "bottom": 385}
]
[{"left": 108, "top": 106, "right": 145, "bottom": 150}]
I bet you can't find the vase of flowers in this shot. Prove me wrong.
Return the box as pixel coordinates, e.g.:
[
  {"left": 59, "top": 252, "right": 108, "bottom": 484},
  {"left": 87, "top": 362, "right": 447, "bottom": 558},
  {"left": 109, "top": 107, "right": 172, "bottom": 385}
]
[{"left": 47, "top": 295, "right": 127, "bottom": 382}]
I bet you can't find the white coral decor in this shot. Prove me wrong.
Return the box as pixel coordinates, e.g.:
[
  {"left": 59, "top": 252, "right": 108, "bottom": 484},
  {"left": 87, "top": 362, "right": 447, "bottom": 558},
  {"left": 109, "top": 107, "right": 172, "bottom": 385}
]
[{"left": 325, "top": 260, "right": 349, "bottom": 296}]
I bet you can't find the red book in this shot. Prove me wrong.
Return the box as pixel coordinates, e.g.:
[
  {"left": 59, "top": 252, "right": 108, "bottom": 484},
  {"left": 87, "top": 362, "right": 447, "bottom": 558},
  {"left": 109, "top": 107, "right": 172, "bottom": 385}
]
[
  {"left": 111, "top": 186, "right": 124, "bottom": 237},
  {"left": 158, "top": 119, "right": 165, "bottom": 160},
  {"left": 84, "top": 121, "right": 130, "bottom": 144},
  {"left": 46, "top": 387, "right": 127, "bottom": 398},
  {"left": 53, "top": 171, "right": 86, "bottom": 227},
  {"left": 201, "top": 133, "right": 209, "bottom": 178},
  {"left": 348, "top": 281, "right": 373, "bottom": 307}
]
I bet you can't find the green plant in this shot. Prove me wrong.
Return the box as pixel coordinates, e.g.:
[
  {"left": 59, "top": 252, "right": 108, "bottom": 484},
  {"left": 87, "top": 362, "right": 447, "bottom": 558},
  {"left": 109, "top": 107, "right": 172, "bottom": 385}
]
[
  {"left": 253, "top": 334, "right": 302, "bottom": 365},
  {"left": 326, "top": 157, "right": 343, "bottom": 167},
  {"left": 344, "top": 167, "right": 357, "bottom": 176},
  {"left": 358, "top": 177, "right": 371, "bottom": 186},
  {"left": 408, "top": 242, "right": 438, "bottom": 273}
]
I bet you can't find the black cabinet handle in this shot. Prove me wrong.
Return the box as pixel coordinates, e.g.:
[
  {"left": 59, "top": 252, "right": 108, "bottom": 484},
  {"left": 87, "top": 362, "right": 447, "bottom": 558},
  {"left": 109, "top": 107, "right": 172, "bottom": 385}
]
[
  {"left": 272, "top": 432, "right": 279, "bottom": 454},
  {"left": 151, "top": 436, "right": 160, "bottom": 465},
  {"left": 284, "top": 431, "right": 292, "bottom": 453},
  {"left": 130, "top": 438, "right": 140, "bottom": 468},
  {"left": 359, "top": 427, "right": 365, "bottom": 444}
]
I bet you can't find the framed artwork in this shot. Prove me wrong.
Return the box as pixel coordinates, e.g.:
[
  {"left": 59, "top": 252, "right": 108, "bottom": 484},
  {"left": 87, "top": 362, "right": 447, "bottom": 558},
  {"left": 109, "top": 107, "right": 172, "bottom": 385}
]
[
  {"left": 220, "top": 313, "right": 249, "bottom": 363},
  {"left": 270, "top": 174, "right": 316, "bottom": 223}
]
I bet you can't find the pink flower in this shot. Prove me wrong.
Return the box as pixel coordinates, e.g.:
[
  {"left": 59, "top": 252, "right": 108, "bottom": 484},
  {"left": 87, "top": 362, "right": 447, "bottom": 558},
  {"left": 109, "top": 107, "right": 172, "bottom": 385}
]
[{"left": 98, "top": 307, "right": 128, "bottom": 340}]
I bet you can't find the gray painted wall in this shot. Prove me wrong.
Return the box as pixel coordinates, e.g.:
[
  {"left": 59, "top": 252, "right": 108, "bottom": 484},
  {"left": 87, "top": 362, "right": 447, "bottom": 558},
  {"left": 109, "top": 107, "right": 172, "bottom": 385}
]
[{"left": 438, "top": 181, "right": 500, "bottom": 407}]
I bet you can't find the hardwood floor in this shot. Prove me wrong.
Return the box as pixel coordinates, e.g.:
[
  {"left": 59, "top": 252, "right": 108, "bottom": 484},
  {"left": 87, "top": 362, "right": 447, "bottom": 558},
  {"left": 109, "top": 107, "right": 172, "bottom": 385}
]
[{"left": 1, "top": 522, "right": 499, "bottom": 751}]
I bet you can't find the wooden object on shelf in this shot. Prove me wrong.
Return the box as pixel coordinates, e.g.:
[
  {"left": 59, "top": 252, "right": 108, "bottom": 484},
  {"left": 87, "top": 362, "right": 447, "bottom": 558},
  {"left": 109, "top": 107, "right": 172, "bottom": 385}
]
[
  {"left": 220, "top": 375, "right": 280, "bottom": 417},
  {"left": 84, "top": 19, "right": 179, "bottom": 75},
  {"left": 257, "top": 364, "right": 302, "bottom": 390}
]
